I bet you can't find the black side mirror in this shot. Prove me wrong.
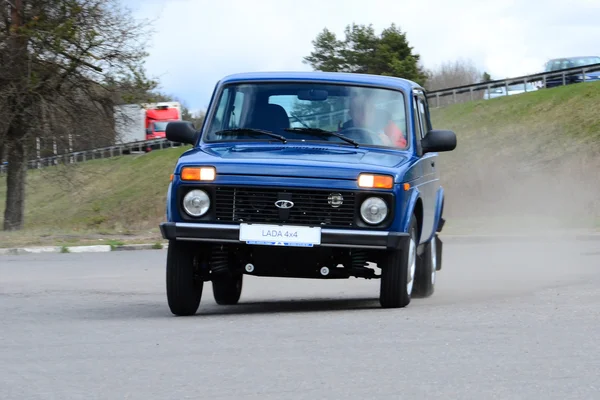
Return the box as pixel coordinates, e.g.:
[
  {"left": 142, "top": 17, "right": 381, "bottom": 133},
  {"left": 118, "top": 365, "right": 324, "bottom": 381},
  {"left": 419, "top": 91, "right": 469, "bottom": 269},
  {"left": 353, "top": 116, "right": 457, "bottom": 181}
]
[
  {"left": 166, "top": 121, "right": 198, "bottom": 145},
  {"left": 421, "top": 129, "right": 457, "bottom": 153},
  {"left": 145, "top": 128, "right": 152, "bottom": 135}
]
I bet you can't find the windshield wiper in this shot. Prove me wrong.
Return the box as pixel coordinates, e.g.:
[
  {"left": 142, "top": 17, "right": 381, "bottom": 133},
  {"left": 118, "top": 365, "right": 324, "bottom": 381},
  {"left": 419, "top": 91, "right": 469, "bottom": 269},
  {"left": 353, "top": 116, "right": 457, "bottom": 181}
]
[
  {"left": 284, "top": 127, "right": 359, "bottom": 148},
  {"left": 214, "top": 128, "right": 287, "bottom": 143}
]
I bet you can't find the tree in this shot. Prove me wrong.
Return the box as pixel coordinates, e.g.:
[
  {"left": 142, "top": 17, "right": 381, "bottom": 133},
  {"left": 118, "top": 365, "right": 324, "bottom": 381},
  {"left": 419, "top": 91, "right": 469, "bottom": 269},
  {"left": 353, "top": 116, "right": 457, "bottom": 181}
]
[
  {"left": 1, "top": 0, "right": 156, "bottom": 231},
  {"left": 303, "top": 23, "right": 427, "bottom": 85},
  {"left": 422, "top": 58, "right": 487, "bottom": 105},
  {"left": 424, "top": 58, "right": 484, "bottom": 91}
]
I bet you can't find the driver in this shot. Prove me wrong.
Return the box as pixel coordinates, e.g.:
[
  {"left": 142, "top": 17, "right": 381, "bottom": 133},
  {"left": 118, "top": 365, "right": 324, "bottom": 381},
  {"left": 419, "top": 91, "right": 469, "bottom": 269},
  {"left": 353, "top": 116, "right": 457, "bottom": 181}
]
[{"left": 339, "top": 91, "right": 406, "bottom": 148}]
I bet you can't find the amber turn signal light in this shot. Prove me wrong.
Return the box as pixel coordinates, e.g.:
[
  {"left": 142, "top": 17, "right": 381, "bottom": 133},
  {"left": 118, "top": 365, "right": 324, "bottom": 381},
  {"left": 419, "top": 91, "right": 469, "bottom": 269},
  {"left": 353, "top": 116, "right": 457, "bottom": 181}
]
[
  {"left": 357, "top": 173, "right": 394, "bottom": 189},
  {"left": 181, "top": 166, "right": 216, "bottom": 181}
]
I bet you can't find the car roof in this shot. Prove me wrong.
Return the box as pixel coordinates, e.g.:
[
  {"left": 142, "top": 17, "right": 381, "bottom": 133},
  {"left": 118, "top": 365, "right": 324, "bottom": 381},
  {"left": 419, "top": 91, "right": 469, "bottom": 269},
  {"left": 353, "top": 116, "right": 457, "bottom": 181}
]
[{"left": 219, "top": 71, "right": 423, "bottom": 92}]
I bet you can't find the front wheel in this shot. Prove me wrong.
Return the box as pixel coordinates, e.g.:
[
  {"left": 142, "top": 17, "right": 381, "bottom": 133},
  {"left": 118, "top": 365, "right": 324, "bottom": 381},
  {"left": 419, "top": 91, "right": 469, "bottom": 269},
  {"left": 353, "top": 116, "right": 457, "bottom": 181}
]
[
  {"left": 166, "top": 240, "right": 203, "bottom": 316},
  {"left": 379, "top": 215, "right": 418, "bottom": 308}
]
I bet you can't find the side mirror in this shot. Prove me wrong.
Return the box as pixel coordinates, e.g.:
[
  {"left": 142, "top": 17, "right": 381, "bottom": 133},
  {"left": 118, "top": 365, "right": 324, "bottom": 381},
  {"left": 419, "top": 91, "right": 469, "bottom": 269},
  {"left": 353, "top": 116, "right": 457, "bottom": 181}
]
[
  {"left": 421, "top": 129, "right": 457, "bottom": 153},
  {"left": 166, "top": 121, "right": 198, "bottom": 145},
  {"left": 145, "top": 128, "right": 152, "bottom": 135}
]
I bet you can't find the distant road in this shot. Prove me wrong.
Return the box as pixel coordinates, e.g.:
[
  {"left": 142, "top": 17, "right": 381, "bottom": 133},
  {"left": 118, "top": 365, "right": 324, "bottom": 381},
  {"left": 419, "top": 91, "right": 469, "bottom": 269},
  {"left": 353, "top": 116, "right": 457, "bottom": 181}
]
[{"left": 1, "top": 238, "right": 599, "bottom": 400}]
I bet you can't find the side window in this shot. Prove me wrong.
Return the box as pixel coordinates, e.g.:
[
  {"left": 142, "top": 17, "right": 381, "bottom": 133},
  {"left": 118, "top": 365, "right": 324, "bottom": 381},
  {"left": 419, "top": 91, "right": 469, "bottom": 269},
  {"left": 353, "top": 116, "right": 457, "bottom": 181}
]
[
  {"left": 413, "top": 96, "right": 424, "bottom": 139},
  {"left": 417, "top": 97, "right": 430, "bottom": 135},
  {"left": 208, "top": 88, "right": 245, "bottom": 134},
  {"left": 229, "top": 92, "right": 245, "bottom": 129},
  {"left": 208, "top": 87, "right": 232, "bottom": 134}
]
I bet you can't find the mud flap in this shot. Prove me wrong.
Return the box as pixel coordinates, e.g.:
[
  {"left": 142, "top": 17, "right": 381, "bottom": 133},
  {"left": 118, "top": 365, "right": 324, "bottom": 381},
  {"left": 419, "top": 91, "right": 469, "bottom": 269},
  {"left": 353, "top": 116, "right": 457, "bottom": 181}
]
[
  {"left": 437, "top": 216, "right": 445, "bottom": 233},
  {"left": 435, "top": 235, "right": 443, "bottom": 271}
]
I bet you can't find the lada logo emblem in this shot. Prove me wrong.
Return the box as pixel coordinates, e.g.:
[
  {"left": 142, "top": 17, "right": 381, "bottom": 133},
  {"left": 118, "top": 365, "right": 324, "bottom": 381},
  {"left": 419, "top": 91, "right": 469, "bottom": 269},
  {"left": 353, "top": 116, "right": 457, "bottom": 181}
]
[{"left": 275, "top": 200, "right": 294, "bottom": 209}]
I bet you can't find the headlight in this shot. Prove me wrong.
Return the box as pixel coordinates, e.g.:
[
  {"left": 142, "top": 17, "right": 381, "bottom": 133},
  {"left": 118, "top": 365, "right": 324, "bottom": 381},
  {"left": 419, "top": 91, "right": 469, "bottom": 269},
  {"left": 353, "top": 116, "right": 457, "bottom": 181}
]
[
  {"left": 360, "top": 197, "right": 388, "bottom": 225},
  {"left": 182, "top": 189, "right": 210, "bottom": 217}
]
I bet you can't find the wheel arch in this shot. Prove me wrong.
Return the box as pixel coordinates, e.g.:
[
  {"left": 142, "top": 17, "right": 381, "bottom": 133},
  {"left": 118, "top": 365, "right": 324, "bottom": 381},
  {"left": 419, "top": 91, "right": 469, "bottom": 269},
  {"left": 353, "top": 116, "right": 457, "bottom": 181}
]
[
  {"left": 403, "top": 188, "right": 423, "bottom": 243},
  {"left": 424, "top": 186, "right": 445, "bottom": 243}
]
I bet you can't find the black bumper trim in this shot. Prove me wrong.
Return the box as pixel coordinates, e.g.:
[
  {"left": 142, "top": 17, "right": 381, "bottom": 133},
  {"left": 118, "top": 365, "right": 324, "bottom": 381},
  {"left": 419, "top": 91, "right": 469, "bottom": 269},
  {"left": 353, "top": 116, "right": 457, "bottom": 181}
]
[{"left": 160, "top": 222, "right": 409, "bottom": 250}]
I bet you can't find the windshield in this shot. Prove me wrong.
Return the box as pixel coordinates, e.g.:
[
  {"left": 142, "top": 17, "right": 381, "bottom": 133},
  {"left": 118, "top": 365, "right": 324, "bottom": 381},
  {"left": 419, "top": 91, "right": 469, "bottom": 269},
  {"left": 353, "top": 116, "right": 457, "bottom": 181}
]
[
  {"left": 152, "top": 121, "right": 169, "bottom": 132},
  {"left": 203, "top": 82, "right": 409, "bottom": 149}
]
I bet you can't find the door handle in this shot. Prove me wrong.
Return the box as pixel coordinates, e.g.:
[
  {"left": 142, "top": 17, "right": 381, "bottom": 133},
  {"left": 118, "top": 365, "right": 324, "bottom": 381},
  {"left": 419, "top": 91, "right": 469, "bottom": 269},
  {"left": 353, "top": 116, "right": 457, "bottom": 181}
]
[{"left": 431, "top": 161, "right": 435, "bottom": 167}]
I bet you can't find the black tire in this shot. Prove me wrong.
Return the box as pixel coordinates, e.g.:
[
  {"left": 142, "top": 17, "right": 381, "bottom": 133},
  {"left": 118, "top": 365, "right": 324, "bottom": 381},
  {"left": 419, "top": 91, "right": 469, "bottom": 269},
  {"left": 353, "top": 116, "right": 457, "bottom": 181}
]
[
  {"left": 413, "top": 234, "right": 437, "bottom": 298},
  {"left": 166, "top": 240, "right": 203, "bottom": 316},
  {"left": 379, "top": 215, "right": 418, "bottom": 308},
  {"left": 212, "top": 273, "right": 243, "bottom": 305}
]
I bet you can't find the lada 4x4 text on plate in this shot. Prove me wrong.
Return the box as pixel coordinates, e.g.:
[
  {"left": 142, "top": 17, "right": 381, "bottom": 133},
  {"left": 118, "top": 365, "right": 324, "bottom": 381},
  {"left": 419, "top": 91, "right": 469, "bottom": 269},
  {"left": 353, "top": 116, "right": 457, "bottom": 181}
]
[{"left": 160, "top": 71, "right": 457, "bottom": 316}]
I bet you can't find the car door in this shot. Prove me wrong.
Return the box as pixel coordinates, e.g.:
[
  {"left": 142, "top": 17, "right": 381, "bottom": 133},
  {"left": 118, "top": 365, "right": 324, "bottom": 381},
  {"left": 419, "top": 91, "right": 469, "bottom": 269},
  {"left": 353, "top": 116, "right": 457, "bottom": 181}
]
[{"left": 413, "top": 89, "right": 439, "bottom": 244}]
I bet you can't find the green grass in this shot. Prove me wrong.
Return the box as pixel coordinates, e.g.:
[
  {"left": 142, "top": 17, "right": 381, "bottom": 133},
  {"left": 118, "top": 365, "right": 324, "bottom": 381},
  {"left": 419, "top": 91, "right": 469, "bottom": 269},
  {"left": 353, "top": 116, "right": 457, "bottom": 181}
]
[
  {"left": 431, "top": 81, "right": 600, "bottom": 160},
  {"left": 0, "top": 146, "right": 190, "bottom": 247},
  {"left": 1, "top": 82, "right": 599, "bottom": 247}
]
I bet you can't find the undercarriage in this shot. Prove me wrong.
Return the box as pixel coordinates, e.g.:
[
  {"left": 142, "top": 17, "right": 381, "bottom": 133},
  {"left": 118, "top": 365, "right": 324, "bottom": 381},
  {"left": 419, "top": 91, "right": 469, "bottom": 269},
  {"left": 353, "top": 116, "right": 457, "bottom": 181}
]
[{"left": 189, "top": 242, "right": 385, "bottom": 281}]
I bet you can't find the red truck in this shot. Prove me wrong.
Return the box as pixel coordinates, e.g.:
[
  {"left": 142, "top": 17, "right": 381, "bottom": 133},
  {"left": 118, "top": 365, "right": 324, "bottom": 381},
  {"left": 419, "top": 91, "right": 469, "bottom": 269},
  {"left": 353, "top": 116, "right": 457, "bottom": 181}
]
[
  {"left": 114, "top": 101, "right": 183, "bottom": 148},
  {"left": 144, "top": 102, "right": 183, "bottom": 140}
]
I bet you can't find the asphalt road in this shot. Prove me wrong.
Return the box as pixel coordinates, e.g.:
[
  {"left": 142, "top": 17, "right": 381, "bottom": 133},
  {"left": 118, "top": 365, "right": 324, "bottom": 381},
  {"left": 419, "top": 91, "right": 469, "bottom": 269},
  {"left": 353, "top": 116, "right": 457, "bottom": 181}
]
[{"left": 1, "top": 237, "right": 599, "bottom": 400}]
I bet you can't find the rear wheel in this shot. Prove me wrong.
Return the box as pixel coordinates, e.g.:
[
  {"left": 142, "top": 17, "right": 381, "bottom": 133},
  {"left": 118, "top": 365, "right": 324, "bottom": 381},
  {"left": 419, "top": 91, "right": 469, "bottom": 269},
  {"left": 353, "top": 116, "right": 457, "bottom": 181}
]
[
  {"left": 166, "top": 240, "right": 203, "bottom": 316},
  {"left": 379, "top": 215, "right": 417, "bottom": 308},
  {"left": 212, "top": 273, "right": 243, "bottom": 305}
]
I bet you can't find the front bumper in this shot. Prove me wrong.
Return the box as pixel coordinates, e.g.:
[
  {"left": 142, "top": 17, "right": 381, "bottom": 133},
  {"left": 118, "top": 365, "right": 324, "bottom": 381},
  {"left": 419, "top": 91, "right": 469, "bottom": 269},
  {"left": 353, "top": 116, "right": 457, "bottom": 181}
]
[{"left": 159, "top": 222, "right": 409, "bottom": 250}]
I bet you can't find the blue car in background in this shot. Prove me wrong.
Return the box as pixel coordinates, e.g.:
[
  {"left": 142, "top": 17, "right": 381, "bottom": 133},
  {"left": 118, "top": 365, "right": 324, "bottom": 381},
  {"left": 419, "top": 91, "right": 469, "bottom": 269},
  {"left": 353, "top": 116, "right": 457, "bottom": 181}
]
[
  {"left": 544, "top": 56, "right": 600, "bottom": 88},
  {"left": 160, "top": 71, "right": 457, "bottom": 316}
]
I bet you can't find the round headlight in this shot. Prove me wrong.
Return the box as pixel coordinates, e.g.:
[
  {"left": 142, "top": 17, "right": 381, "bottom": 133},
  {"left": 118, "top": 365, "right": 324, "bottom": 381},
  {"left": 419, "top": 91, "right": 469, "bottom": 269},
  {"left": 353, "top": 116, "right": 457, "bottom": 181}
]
[
  {"left": 360, "top": 197, "right": 388, "bottom": 225},
  {"left": 182, "top": 189, "right": 210, "bottom": 217}
]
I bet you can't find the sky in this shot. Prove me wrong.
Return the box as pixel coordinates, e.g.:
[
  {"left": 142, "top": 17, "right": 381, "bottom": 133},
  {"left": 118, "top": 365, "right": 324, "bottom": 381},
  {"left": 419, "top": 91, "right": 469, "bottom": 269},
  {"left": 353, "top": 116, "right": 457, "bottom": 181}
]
[{"left": 123, "top": 0, "right": 600, "bottom": 113}]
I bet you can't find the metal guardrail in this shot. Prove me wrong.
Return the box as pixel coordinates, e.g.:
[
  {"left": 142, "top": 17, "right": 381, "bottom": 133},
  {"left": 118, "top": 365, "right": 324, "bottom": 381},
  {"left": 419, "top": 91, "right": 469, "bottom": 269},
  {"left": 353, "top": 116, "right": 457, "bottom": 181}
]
[
  {"left": 0, "top": 138, "right": 183, "bottom": 175},
  {"left": 1, "top": 62, "right": 599, "bottom": 175},
  {"left": 425, "top": 62, "right": 600, "bottom": 107}
]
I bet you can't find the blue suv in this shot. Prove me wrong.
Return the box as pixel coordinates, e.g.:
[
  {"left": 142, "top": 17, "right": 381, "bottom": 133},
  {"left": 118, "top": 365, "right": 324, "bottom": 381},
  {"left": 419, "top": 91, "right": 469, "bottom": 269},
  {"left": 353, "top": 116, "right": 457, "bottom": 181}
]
[{"left": 160, "top": 71, "right": 457, "bottom": 315}]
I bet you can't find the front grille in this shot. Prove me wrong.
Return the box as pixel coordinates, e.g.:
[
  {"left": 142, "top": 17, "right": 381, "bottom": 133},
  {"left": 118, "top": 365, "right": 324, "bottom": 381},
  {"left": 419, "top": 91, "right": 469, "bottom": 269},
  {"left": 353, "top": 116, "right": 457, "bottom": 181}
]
[{"left": 214, "top": 186, "right": 357, "bottom": 227}]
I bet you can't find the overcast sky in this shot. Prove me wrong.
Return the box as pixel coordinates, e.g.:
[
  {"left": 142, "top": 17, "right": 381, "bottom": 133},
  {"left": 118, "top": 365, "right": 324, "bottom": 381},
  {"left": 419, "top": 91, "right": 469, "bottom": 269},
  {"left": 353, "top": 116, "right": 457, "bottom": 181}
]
[{"left": 124, "top": 0, "right": 600, "bottom": 113}]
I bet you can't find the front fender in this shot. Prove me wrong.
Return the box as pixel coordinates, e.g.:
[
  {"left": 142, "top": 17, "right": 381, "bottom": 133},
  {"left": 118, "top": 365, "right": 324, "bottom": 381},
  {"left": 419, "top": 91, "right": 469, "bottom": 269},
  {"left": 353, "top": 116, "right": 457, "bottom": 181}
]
[{"left": 428, "top": 186, "right": 445, "bottom": 241}]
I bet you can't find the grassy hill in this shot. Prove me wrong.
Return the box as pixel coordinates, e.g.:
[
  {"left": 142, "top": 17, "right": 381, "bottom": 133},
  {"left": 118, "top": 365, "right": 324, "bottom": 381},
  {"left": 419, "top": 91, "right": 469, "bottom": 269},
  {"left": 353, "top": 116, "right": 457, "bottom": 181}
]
[{"left": 1, "top": 81, "right": 599, "bottom": 247}]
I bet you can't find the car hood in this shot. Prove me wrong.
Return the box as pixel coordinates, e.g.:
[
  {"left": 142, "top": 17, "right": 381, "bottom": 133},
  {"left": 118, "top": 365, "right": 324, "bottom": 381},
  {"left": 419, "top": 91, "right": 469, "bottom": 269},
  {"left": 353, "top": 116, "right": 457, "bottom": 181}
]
[{"left": 176, "top": 143, "right": 412, "bottom": 181}]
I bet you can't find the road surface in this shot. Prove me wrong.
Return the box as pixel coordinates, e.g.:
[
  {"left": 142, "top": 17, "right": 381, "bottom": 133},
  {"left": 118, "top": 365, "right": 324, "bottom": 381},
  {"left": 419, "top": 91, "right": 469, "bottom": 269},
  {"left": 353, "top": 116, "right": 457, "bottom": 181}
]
[{"left": 1, "top": 238, "right": 599, "bottom": 399}]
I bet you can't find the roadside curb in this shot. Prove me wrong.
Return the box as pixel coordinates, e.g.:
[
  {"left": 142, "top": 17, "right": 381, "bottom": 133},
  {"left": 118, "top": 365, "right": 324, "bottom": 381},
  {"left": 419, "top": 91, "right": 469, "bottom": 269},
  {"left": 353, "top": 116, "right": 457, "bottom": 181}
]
[
  {"left": 111, "top": 243, "right": 167, "bottom": 251},
  {"left": 0, "top": 244, "right": 114, "bottom": 255},
  {"left": 0, "top": 243, "right": 168, "bottom": 256}
]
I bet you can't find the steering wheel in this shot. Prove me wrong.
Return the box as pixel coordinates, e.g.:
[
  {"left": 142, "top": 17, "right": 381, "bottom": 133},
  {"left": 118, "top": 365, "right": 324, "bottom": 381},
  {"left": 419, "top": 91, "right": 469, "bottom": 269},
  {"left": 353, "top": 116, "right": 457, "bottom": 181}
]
[{"left": 339, "top": 127, "right": 386, "bottom": 145}]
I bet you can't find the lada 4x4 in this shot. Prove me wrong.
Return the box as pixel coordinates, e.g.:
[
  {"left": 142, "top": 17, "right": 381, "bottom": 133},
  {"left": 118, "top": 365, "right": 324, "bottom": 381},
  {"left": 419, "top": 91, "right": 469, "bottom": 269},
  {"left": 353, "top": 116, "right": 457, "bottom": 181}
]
[{"left": 160, "top": 71, "right": 457, "bottom": 316}]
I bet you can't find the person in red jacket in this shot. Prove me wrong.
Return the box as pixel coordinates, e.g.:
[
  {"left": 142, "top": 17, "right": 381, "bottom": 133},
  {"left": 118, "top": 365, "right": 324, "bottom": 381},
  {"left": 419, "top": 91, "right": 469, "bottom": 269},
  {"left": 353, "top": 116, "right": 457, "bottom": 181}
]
[{"left": 339, "top": 92, "right": 407, "bottom": 149}]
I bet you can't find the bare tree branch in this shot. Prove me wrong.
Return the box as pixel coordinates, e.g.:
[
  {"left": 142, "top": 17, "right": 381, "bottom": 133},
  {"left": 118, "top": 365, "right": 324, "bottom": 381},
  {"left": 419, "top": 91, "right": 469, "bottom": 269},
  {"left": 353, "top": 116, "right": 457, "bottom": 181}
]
[{"left": 1, "top": 0, "right": 158, "bottom": 230}]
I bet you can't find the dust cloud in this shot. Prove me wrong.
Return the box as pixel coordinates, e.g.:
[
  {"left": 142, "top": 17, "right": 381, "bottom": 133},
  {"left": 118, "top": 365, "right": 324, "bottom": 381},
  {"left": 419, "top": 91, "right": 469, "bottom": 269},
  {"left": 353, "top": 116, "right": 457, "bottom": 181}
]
[
  {"left": 430, "top": 124, "right": 600, "bottom": 303},
  {"left": 438, "top": 124, "right": 600, "bottom": 236}
]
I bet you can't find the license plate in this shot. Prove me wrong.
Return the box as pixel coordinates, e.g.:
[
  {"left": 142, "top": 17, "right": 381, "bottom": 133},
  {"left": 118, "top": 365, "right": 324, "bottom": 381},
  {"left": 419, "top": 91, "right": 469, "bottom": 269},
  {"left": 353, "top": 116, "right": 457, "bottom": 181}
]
[{"left": 239, "top": 223, "right": 321, "bottom": 247}]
